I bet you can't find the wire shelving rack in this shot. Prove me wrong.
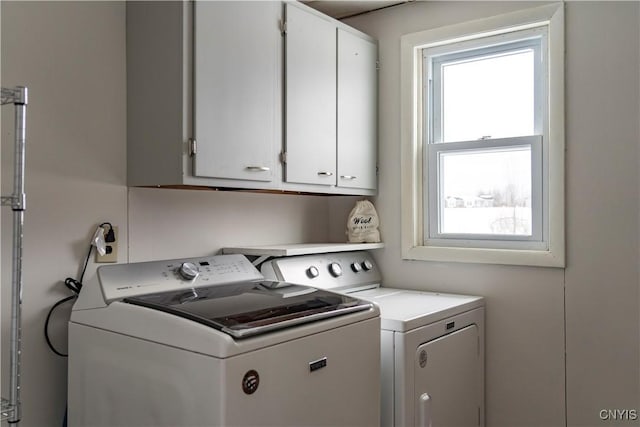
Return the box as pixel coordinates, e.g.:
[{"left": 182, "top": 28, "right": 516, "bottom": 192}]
[{"left": 1, "top": 86, "right": 28, "bottom": 425}]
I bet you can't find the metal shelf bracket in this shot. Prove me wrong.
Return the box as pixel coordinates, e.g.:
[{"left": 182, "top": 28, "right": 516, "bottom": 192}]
[
  {"left": 1, "top": 87, "right": 27, "bottom": 106},
  {"left": 1, "top": 195, "right": 25, "bottom": 211},
  {"left": 1, "top": 398, "right": 15, "bottom": 422}
]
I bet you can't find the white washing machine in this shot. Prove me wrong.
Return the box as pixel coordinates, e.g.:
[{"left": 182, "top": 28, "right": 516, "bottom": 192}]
[
  {"left": 68, "top": 254, "right": 381, "bottom": 427},
  {"left": 262, "top": 250, "right": 485, "bottom": 427}
]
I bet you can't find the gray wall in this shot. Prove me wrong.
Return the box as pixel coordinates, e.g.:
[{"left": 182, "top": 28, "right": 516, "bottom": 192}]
[
  {"left": 0, "top": 2, "right": 333, "bottom": 426},
  {"left": 564, "top": 3, "right": 639, "bottom": 425},
  {"left": 342, "top": 1, "right": 640, "bottom": 426},
  {"left": 1, "top": 1, "right": 639, "bottom": 427},
  {"left": 128, "top": 187, "right": 331, "bottom": 262},
  {"left": 2, "top": 2, "right": 127, "bottom": 426},
  {"left": 0, "top": 0, "right": 3, "bottom": 383}
]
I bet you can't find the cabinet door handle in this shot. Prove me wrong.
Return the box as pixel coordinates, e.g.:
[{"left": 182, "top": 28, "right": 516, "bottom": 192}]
[
  {"left": 317, "top": 171, "right": 334, "bottom": 177},
  {"left": 245, "top": 166, "right": 270, "bottom": 172},
  {"left": 340, "top": 175, "right": 357, "bottom": 180}
]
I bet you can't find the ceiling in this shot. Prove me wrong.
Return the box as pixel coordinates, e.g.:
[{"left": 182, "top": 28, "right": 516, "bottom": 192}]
[{"left": 301, "top": 1, "right": 410, "bottom": 19}]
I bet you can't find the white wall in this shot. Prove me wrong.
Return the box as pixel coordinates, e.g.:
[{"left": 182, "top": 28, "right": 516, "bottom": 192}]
[
  {"left": 2, "top": 1, "right": 638, "bottom": 427},
  {"left": 0, "top": 2, "right": 335, "bottom": 426},
  {"left": 342, "top": 1, "right": 639, "bottom": 426},
  {"left": 1, "top": 2, "right": 127, "bottom": 426},
  {"left": 0, "top": 0, "right": 3, "bottom": 389},
  {"left": 128, "top": 188, "right": 330, "bottom": 261},
  {"left": 564, "top": 3, "right": 639, "bottom": 425}
]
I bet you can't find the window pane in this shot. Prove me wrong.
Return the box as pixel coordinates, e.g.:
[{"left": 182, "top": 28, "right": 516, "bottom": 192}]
[
  {"left": 439, "top": 146, "right": 532, "bottom": 236},
  {"left": 441, "top": 49, "right": 534, "bottom": 143}
]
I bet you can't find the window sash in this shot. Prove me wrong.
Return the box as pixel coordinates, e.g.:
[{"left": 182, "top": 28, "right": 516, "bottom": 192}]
[
  {"left": 421, "top": 27, "right": 547, "bottom": 250},
  {"left": 425, "top": 135, "right": 545, "bottom": 249},
  {"left": 425, "top": 29, "right": 546, "bottom": 145}
]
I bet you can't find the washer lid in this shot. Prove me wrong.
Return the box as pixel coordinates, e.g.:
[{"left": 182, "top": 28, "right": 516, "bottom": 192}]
[
  {"left": 124, "top": 280, "right": 374, "bottom": 339},
  {"left": 354, "top": 287, "right": 484, "bottom": 332}
]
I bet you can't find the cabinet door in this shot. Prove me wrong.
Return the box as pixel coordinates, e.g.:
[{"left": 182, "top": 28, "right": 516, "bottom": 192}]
[
  {"left": 194, "top": 2, "right": 279, "bottom": 182},
  {"left": 337, "top": 30, "right": 377, "bottom": 190},
  {"left": 414, "top": 325, "right": 482, "bottom": 427},
  {"left": 285, "top": 4, "right": 337, "bottom": 186}
]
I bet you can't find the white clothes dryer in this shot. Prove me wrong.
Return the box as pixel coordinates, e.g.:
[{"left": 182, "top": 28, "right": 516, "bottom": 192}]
[{"left": 262, "top": 250, "right": 485, "bottom": 427}]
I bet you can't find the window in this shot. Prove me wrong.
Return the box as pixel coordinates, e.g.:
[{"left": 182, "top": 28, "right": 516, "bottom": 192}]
[{"left": 400, "top": 4, "right": 564, "bottom": 267}]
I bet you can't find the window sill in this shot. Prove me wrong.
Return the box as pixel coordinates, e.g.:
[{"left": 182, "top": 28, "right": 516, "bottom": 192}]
[{"left": 402, "top": 244, "right": 565, "bottom": 268}]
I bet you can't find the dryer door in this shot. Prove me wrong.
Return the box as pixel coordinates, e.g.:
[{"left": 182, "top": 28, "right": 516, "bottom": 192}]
[{"left": 414, "top": 325, "right": 481, "bottom": 427}]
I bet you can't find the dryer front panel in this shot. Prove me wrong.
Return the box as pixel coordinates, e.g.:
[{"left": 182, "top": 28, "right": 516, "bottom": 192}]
[{"left": 414, "top": 325, "right": 481, "bottom": 427}]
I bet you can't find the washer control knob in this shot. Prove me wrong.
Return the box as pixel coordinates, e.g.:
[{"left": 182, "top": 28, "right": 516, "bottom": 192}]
[
  {"left": 329, "top": 262, "right": 343, "bottom": 277},
  {"left": 178, "top": 262, "right": 200, "bottom": 281},
  {"left": 351, "top": 262, "right": 362, "bottom": 273},
  {"left": 307, "top": 266, "right": 320, "bottom": 278},
  {"left": 362, "top": 259, "right": 374, "bottom": 271}
]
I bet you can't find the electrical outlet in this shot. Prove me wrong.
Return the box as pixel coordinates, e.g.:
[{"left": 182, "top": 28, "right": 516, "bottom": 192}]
[{"left": 95, "top": 226, "right": 118, "bottom": 263}]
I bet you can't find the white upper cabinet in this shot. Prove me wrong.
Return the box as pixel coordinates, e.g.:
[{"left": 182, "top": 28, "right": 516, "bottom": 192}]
[
  {"left": 284, "top": 4, "right": 378, "bottom": 191},
  {"left": 127, "top": 1, "right": 377, "bottom": 195},
  {"left": 284, "top": 4, "right": 337, "bottom": 186},
  {"left": 194, "top": 2, "right": 280, "bottom": 182},
  {"left": 337, "top": 29, "right": 378, "bottom": 191}
]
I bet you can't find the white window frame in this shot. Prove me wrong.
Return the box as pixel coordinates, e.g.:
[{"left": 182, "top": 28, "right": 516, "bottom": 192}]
[{"left": 400, "top": 3, "right": 564, "bottom": 267}]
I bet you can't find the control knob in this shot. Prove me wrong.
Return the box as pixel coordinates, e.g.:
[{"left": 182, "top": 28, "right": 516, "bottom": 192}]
[
  {"left": 351, "top": 262, "right": 362, "bottom": 273},
  {"left": 329, "top": 262, "right": 343, "bottom": 277},
  {"left": 178, "top": 262, "right": 200, "bottom": 281},
  {"left": 362, "top": 259, "right": 374, "bottom": 271},
  {"left": 307, "top": 266, "right": 320, "bottom": 278}
]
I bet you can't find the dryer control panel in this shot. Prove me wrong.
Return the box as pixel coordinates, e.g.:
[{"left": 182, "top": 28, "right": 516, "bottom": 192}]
[{"left": 262, "top": 251, "right": 382, "bottom": 293}]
